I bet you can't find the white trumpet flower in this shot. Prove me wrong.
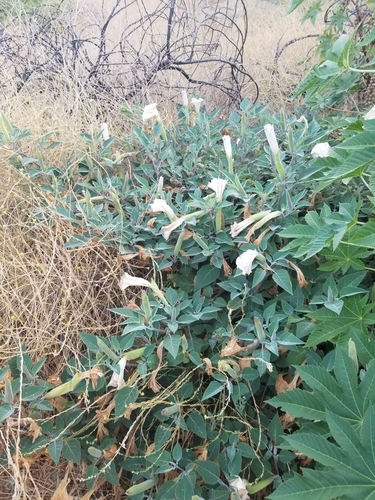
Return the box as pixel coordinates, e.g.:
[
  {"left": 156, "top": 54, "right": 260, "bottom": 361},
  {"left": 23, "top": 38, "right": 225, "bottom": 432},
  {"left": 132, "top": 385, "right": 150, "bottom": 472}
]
[
  {"left": 162, "top": 210, "right": 205, "bottom": 241},
  {"left": 142, "top": 103, "right": 160, "bottom": 122},
  {"left": 236, "top": 249, "right": 263, "bottom": 276},
  {"left": 264, "top": 124, "right": 279, "bottom": 155},
  {"left": 100, "top": 123, "right": 109, "bottom": 141},
  {"left": 230, "top": 210, "right": 271, "bottom": 238},
  {"left": 364, "top": 105, "right": 375, "bottom": 120},
  {"left": 181, "top": 90, "right": 189, "bottom": 107},
  {"left": 222, "top": 135, "right": 232, "bottom": 159},
  {"left": 150, "top": 198, "right": 176, "bottom": 221},
  {"left": 108, "top": 356, "right": 127, "bottom": 390},
  {"left": 191, "top": 97, "right": 204, "bottom": 113},
  {"left": 311, "top": 142, "right": 332, "bottom": 158},
  {"left": 207, "top": 178, "right": 228, "bottom": 202},
  {"left": 119, "top": 273, "right": 151, "bottom": 290}
]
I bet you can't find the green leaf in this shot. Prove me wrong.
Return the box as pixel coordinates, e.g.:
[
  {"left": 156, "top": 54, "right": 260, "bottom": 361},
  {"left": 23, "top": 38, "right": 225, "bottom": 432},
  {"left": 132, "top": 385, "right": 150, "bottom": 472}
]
[
  {"left": 86, "top": 464, "right": 99, "bottom": 491},
  {"left": 62, "top": 439, "right": 81, "bottom": 464},
  {"left": 333, "top": 346, "right": 362, "bottom": 420},
  {"left": 187, "top": 412, "right": 207, "bottom": 439},
  {"left": 0, "top": 403, "right": 14, "bottom": 422},
  {"left": 286, "top": 0, "right": 305, "bottom": 15},
  {"left": 306, "top": 296, "right": 375, "bottom": 347},
  {"left": 268, "top": 389, "right": 325, "bottom": 420},
  {"left": 102, "top": 460, "right": 120, "bottom": 485},
  {"left": 22, "top": 385, "right": 47, "bottom": 401},
  {"left": 155, "top": 425, "right": 172, "bottom": 449},
  {"left": 48, "top": 439, "right": 63, "bottom": 464},
  {"left": 195, "top": 460, "right": 220, "bottom": 485},
  {"left": 284, "top": 432, "right": 347, "bottom": 468},
  {"left": 194, "top": 265, "right": 220, "bottom": 291},
  {"left": 202, "top": 381, "right": 224, "bottom": 401},
  {"left": 114, "top": 386, "right": 139, "bottom": 418},
  {"left": 175, "top": 473, "right": 195, "bottom": 500},
  {"left": 272, "top": 269, "right": 293, "bottom": 294},
  {"left": 155, "top": 481, "right": 177, "bottom": 500},
  {"left": 346, "top": 220, "right": 375, "bottom": 248},
  {"left": 163, "top": 335, "right": 181, "bottom": 359}
]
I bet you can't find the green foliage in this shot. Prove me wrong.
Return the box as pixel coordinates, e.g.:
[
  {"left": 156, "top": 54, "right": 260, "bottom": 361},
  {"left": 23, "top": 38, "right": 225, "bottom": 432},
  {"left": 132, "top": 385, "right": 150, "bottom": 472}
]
[
  {"left": 268, "top": 346, "right": 375, "bottom": 499},
  {"left": 2, "top": 87, "right": 375, "bottom": 498}
]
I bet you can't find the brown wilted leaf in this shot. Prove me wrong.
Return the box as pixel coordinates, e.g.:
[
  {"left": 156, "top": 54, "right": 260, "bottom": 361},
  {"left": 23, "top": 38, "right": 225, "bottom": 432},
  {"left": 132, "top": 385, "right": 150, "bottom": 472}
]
[
  {"left": 103, "top": 444, "right": 118, "bottom": 460},
  {"left": 238, "top": 357, "right": 253, "bottom": 370},
  {"left": 134, "top": 245, "right": 152, "bottom": 261},
  {"left": 148, "top": 344, "right": 163, "bottom": 393},
  {"left": 296, "top": 452, "right": 313, "bottom": 467},
  {"left": 126, "top": 298, "right": 140, "bottom": 310},
  {"left": 166, "top": 470, "right": 180, "bottom": 481},
  {"left": 275, "top": 372, "right": 300, "bottom": 395},
  {"left": 183, "top": 230, "right": 194, "bottom": 240},
  {"left": 145, "top": 443, "right": 155, "bottom": 456},
  {"left": 222, "top": 259, "right": 232, "bottom": 277},
  {"left": 147, "top": 217, "right": 156, "bottom": 228},
  {"left": 27, "top": 419, "right": 43, "bottom": 443},
  {"left": 88, "top": 366, "right": 104, "bottom": 390},
  {"left": 194, "top": 446, "right": 208, "bottom": 461},
  {"left": 221, "top": 336, "right": 244, "bottom": 357},
  {"left": 287, "top": 260, "right": 308, "bottom": 288},
  {"left": 117, "top": 253, "right": 139, "bottom": 262},
  {"left": 253, "top": 227, "right": 270, "bottom": 247},
  {"left": 50, "top": 396, "right": 68, "bottom": 412},
  {"left": 51, "top": 465, "right": 73, "bottom": 500},
  {"left": 202, "top": 357, "right": 213, "bottom": 375},
  {"left": 280, "top": 412, "right": 295, "bottom": 429},
  {"left": 267, "top": 284, "right": 279, "bottom": 296},
  {"left": 243, "top": 205, "right": 252, "bottom": 219},
  {"left": 47, "top": 374, "right": 61, "bottom": 386},
  {"left": 80, "top": 476, "right": 106, "bottom": 500}
]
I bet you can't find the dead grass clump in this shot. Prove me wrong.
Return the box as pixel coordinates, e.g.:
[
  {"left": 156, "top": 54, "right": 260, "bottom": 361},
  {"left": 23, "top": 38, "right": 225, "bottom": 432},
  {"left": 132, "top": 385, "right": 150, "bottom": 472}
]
[{"left": 0, "top": 164, "right": 128, "bottom": 364}]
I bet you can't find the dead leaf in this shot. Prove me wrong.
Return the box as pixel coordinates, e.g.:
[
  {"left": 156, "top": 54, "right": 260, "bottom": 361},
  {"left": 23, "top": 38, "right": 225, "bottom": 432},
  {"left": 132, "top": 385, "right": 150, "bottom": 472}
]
[
  {"left": 194, "top": 446, "right": 208, "bottom": 460},
  {"left": 253, "top": 227, "right": 270, "bottom": 247},
  {"left": 221, "top": 336, "right": 244, "bottom": 357},
  {"left": 222, "top": 259, "right": 232, "bottom": 277},
  {"left": 287, "top": 260, "right": 308, "bottom": 288},
  {"left": 238, "top": 357, "right": 253, "bottom": 370},
  {"left": 47, "top": 374, "right": 61, "bottom": 386},
  {"left": 147, "top": 217, "right": 156, "bottom": 228},
  {"left": 50, "top": 396, "right": 68, "bottom": 413},
  {"left": 280, "top": 412, "right": 295, "bottom": 429},
  {"left": 148, "top": 344, "right": 163, "bottom": 393},
  {"left": 243, "top": 205, "right": 252, "bottom": 219},
  {"left": 183, "top": 230, "right": 194, "bottom": 240},
  {"left": 165, "top": 470, "right": 180, "bottom": 481},
  {"left": 126, "top": 298, "right": 140, "bottom": 310},
  {"left": 27, "top": 419, "right": 43, "bottom": 443},
  {"left": 134, "top": 245, "right": 152, "bottom": 261},
  {"left": 51, "top": 464, "right": 73, "bottom": 500},
  {"left": 103, "top": 444, "right": 118, "bottom": 460},
  {"left": 80, "top": 476, "right": 106, "bottom": 500},
  {"left": 145, "top": 443, "right": 155, "bottom": 456},
  {"left": 275, "top": 372, "right": 300, "bottom": 395},
  {"left": 88, "top": 366, "right": 104, "bottom": 390},
  {"left": 202, "top": 358, "right": 213, "bottom": 375}
]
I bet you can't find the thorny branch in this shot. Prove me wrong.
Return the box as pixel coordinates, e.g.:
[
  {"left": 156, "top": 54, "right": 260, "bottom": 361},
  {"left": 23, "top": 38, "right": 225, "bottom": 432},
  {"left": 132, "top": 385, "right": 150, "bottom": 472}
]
[{"left": 0, "top": 0, "right": 259, "bottom": 109}]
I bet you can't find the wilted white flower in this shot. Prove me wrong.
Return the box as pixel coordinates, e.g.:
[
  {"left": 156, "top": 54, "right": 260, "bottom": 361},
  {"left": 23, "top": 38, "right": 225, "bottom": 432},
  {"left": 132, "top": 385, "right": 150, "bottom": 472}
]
[
  {"left": 311, "top": 142, "right": 332, "bottom": 158},
  {"left": 100, "top": 123, "right": 109, "bottom": 141},
  {"left": 142, "top": 103, "right": 160, "bottom": 122},
  {"left": 207, "top": 178, "right": 228, "bottom": 202},
  {"left": 297, "top": 115, "right": 308, "bottom": 126},
  {"left": 162, "top": 217, "right": 185, "bottom": 240},
  {"left": 120, "top": 273, "right": 151, "bottom": 290},
  {"left": 150, "top": 198, "right": 176, "bottom": 221},
  {"left": 229, "top": 477, "right": 250, "bottom": 500},
  {"left": 222, "top": 135, "right": 232, "bottom": 158},
  {"left": 236, "top": 249, "right": 262, "bottom": 276},
  {"left": 264, "top": 124, "right": 279, "bottom": 155},
  {"left": 181, "top": 90, "right": 189, "bottom": 107},
  {"left": 108, "top": 356, "right": 127, "bottom": 390},
  {"left": 157, "top": 176, "right": 164, "bottom": 195},
  {"left": 191, "top": 97, "right": 204, "bottom": 113},
  {"left": 230, "top": 210, "right": 271, "bottom": 238},
  {"left": 364, "top": 105, "right": 375, "bottom": 120}
]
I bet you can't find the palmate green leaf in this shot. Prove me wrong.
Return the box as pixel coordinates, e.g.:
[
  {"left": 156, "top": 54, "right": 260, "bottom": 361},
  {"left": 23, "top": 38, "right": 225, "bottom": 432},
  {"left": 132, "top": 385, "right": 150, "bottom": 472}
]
[
  {"left": 338, "top": 329, "right": 375, "bottom": 366},
  {"left": 268, "top": 468, "right": 375, "bottom": 500},
  {"left": 346, "top": 220, "right": 375, "bottom": 248},
  {"left": 359, "top": 359, "right": 375, "bottom": 402},
  {"left": 268, "top": 389, "right": 326, "bottom": 420},
  {"left": 333, "top": 347, "right": 362, "bottom": 421},
  {"left": 319, "top": 245, "right": 369, "bottom": 274},
  {"left": 362, "top": 405, "right": 375, "bottom": 464},
  {"left": 306, "top": 296, "right": 375, "bottom": 347}
]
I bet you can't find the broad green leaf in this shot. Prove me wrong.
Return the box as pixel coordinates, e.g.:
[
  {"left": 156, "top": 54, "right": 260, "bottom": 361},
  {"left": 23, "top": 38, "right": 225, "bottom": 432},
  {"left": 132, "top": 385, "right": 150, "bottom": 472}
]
[
  {"left": 48, "top": 439, "right": 63, "bottom": 464},
  {"left": 362, "top": 405, "right": 375, "bottom": 464},
  {"left": 286, "top": 0, "right": 305, "bottom": 15},
  {"left": 194, "top": 265, "right": 220, "bottom": 291},
  {"left": 306, "top": 296, "right": 375, "bottom": 347},
  {"left": 284, "top": 433, "right": 347, "bottom": 468},
  {"left": 0, "top": 403, "right": 14, "bottom": 422},
  {"left": 163, "top": 335, "right": 181, "bottom": 359},
  {"left": 272, "top": 269, "right": 293, "bottom": 295},
  {"left": 22, "top": 385, "right": 47, "bottom": 401},
  {"left": 114, "top": 386, "right": 139, "bottom": 418},
  {"left": 102, "top": 460, "right": 120, "bottom": 485},
  {"left": 86, "top": 464, "right": 99, "bottom": 491},
  {"left": 155, "top": 425, "right": 172, "bottom": 449},
  {"left": 278, "top": 225, "right": 312, "bottom": 238},
  {"left": 268, "top": 390, "right": 325, "bottom": 420},
  {"left": 202, "top": 381, "right": 224, "bottom": 401},
  {"left": 155, "top": 481, "right": 177, "bottom": 500},
  {"left": 175, "top": 473, "right": 195, "bottom": 500},
  {"left": 187, "top": 412, "right": 207, "bottom": 439},
  {"left": 62, "top": 438, "right": 81, "bottom": 464},
  {"left": 194, "top": 460, "right": 220, "bottom": 485}
]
